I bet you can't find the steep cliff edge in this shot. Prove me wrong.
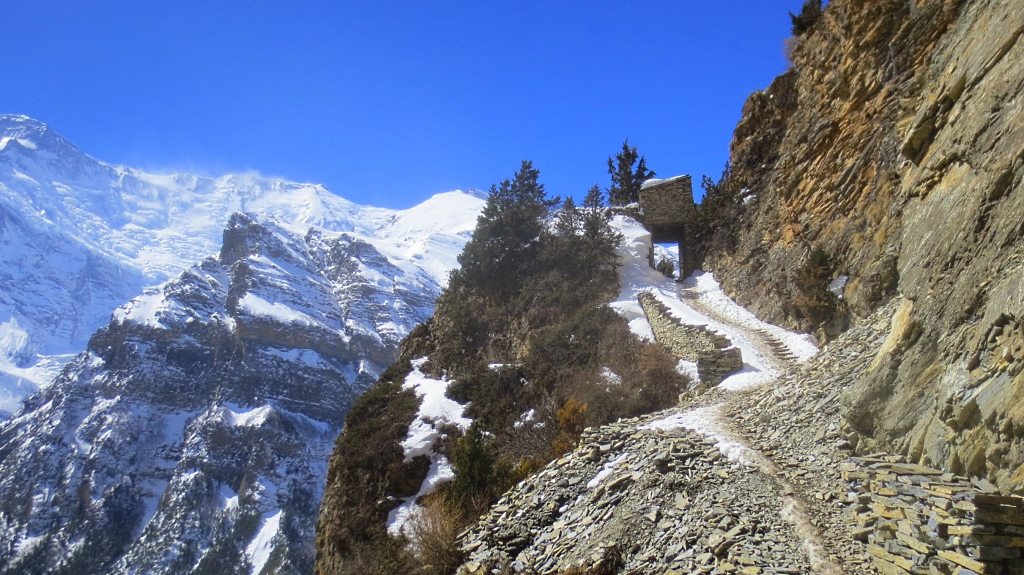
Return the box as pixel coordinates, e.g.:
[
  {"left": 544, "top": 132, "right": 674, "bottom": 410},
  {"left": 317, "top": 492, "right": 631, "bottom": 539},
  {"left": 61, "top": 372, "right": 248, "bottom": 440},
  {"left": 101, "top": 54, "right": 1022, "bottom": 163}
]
[{"left": 709, "top": 0, "right": 1024, "bottom": 492}]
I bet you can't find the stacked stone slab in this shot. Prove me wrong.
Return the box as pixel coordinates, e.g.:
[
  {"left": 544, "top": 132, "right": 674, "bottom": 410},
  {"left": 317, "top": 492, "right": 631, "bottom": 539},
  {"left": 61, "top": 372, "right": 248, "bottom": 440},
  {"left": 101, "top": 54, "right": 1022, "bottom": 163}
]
[
  {"left": 842, "top": 456, "right": 1024, "bottom": 575},
  {"left": 454, "top": 409, "right": 813, "bottom": 575},
  {"left": 638, "top": 292, "right": 743, "bottom": 385}
]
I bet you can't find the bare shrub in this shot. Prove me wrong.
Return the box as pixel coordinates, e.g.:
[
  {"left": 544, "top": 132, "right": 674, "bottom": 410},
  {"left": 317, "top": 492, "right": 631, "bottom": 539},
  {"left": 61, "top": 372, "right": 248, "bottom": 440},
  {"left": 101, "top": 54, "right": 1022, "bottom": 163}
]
[{"left": 407, "top": 494, "right": 466, "bottom": 575}]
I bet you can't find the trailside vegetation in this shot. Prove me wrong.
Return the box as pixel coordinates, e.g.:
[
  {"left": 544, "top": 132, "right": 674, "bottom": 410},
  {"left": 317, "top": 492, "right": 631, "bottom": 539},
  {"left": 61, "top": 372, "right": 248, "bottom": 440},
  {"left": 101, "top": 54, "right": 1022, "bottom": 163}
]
[
  {"left": 693, "top": 162, "right": 746, "bottom": 264},
  {"left": 317, "top": 161, "right": 689, "bottom": 575},
  {"left": 789, "top": 0, "right": 823, "bottom": 36}
]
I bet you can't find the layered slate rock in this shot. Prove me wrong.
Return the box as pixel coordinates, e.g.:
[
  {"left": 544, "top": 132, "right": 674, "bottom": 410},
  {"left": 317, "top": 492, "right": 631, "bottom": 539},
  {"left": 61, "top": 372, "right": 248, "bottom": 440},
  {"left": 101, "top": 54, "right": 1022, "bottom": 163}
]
[
  {"left": 843, "top": 457, "right": 1024, "bottom": 575},
  {"left": 704, "top": 0, "right": 1024, "bottom": 492}
]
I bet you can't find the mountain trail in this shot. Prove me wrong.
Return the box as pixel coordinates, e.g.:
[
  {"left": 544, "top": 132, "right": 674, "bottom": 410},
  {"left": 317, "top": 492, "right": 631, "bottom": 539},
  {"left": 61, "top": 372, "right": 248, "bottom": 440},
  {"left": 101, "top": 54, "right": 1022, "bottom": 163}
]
[{"left": 656, "top": 281, "right": 846, "bottom": 575}]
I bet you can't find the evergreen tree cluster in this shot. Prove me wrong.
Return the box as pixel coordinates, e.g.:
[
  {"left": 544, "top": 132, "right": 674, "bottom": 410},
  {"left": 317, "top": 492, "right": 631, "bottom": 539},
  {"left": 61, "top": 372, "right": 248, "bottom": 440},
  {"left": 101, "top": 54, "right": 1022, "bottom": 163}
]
[
  {"left": 607, "top": 140, "right": 655, "bottom": 206},
  {"left": 693, "top": 161, "right": 745, "bottom": 262},
  {"left": 789, "top": 0, "right": 823, "bottom": 36}
]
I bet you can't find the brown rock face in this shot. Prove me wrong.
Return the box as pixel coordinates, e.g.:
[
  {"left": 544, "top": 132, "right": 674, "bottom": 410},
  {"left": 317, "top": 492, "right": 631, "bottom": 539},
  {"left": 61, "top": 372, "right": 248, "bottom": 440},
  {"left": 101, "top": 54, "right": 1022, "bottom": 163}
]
[{"left": 712, "top": 0, "right": 1024, "bottom": 491}]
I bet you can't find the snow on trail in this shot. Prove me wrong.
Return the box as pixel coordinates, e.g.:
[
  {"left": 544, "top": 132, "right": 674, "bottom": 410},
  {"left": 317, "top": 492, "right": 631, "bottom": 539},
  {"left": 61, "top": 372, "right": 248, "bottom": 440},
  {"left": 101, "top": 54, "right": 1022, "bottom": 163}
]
[{"left": 610, "top": 215, "right": 839, "bottom": 573}]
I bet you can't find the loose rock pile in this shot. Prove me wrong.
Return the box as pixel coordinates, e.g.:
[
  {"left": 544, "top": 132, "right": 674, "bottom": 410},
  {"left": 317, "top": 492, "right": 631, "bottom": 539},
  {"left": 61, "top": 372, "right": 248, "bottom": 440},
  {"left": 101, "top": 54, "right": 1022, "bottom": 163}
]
[
  {"left": 456, "top": 413, "right": 810, "bottom": 575},
  {"left": 843, "top": 457, "right": 1024, "bottom": 575},
  {"left": 639, "top": 292, "right": 743, "bottom": 385}
]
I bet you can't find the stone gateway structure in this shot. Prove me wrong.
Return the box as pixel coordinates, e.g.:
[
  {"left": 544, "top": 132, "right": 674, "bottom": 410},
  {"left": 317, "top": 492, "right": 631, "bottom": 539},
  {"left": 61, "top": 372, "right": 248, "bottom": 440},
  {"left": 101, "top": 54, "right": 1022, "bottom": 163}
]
[{"left": 638, "top": 175, "right": 699, "bottom": 279}]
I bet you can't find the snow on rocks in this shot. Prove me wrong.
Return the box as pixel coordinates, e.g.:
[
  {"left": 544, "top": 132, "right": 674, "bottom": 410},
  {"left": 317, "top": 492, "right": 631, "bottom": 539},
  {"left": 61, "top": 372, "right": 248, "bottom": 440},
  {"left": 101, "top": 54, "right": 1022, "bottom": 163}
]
[
  {"left": 0, "top": 115, "right": 485, "bottom": 414},
  {"left": 388, "top": 357, "right": 473, "bottom": 537}
]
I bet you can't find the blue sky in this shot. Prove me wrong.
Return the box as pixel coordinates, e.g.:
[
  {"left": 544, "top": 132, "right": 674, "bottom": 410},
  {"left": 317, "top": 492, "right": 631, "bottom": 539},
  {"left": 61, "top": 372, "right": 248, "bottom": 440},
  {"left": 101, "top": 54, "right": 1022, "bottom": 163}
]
[{"left": 1, "top": 1, "right": 798, "bottom": 208}]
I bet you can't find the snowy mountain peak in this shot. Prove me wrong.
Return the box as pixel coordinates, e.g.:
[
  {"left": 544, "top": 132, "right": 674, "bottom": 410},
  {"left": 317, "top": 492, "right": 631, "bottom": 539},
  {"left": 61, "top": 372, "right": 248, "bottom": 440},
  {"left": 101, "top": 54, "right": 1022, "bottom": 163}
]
[
  {"left": 0, "top": 114, "right": 81, "bottom": 156},
  {"left": 0, "top": 115, "right": 485, "bottom": 416}
]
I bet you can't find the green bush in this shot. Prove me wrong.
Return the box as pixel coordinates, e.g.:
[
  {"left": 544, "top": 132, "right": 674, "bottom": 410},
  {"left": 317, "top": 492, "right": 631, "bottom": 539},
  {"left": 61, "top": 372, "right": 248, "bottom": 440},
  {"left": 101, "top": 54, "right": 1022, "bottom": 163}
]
[{"left": 656, "top": 257, "right": 675, "bottom": 278}]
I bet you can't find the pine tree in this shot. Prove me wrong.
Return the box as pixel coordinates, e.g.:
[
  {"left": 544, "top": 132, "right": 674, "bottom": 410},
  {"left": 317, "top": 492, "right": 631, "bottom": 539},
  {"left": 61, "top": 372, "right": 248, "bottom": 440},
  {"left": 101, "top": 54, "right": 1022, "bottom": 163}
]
[
  {"left": 452, "top": 160, "right": 558, "bottom": 299},
  {"left": 789, "top": 0, "right": 822, "bottom": 36},
  {"left": 582, "top": 184, "right": 604, "bottom": 210},
  {"left": 554, "top": 196, "right": 582, "bottom": 237},
  {"left": 607, "top": 140, "right": 655, "bottom": 206}
]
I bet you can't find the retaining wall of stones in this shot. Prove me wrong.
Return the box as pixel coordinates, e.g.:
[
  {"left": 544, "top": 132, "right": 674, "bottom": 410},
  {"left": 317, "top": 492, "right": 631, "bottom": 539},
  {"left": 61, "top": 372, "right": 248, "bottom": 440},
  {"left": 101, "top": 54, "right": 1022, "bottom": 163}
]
[
  {"left": 842, "top": 456, "right": 1024, "bottom": 575},
  {"left": 638, "top": 292, "right": 743, "bottom": 386}
]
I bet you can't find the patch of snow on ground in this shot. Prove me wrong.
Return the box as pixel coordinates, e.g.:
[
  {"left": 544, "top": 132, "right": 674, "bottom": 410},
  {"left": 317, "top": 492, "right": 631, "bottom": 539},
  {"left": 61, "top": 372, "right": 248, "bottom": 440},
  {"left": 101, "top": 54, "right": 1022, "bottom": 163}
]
[
  {"left": 600, "top": 367, "right": 622, "bottom": 386},
  {"left": 386, "top": 455, "right": 457, "bottom": 537},
  {"left": 514, "top": 408, "right": 537, "bottom": 429},
  {"left": 245, "top": 509, "right": 282, "bottom": 575},
  {"left": 675, "top": 359, "right": 700, "bottom": 383},
  {"left": 387, "top": 357, "right": 473, "bottom": 538},
  {"left": 642, "top": 406, "right": 755, "bottom": 466},
  {"left": 400, "top": 357, "right": 471, "bottom": 461},
  {"left": 587, "top": 452, "right": 631, "bottom": 489}
]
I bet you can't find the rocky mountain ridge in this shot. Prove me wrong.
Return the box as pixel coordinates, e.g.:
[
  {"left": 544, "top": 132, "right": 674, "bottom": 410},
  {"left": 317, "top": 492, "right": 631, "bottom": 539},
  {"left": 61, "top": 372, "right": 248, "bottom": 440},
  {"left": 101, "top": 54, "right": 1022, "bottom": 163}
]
[
  {"left": 0, "top": 113, "right": 483, "bottom": 416},
  {"left": 0, "top": 118, "right": 484, "bottom": 574}
]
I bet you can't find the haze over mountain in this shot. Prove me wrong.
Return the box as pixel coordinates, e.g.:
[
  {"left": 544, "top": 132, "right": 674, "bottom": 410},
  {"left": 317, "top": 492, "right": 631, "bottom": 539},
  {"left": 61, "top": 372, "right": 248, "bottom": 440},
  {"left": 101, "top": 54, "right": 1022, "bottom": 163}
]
[{"left": 0, "top": 114, "right": 485, "bottom": 416}]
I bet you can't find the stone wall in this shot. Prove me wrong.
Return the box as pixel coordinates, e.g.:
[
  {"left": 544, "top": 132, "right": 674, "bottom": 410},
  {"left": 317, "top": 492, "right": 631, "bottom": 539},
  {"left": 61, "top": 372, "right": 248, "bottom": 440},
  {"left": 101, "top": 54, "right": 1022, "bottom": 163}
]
[
  {"left": 843, "top": 456, "right": 1024, "bottom": 575},
  {"left": 638, "top": 292, "right": 743, "bottom": 386},
  {"left": 638, "top": 175, "right": 697, "bottom": 228}
]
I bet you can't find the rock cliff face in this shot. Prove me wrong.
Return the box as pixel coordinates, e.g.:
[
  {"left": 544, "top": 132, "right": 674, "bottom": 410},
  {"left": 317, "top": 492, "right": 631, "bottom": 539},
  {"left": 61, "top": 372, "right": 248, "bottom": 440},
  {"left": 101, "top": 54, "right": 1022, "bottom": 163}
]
[
  {"left": 0, "top": 213, "right": 471, "bottom": 575},
  {"left": 710, "top": 0, "right": 1024, "bottom": 492}
]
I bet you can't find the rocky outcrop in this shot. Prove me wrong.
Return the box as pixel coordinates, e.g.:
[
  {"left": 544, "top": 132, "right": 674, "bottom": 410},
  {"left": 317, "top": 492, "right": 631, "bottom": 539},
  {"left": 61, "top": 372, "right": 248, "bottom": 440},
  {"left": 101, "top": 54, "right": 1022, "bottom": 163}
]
[
  {"left": 707, "top": 0, "right": 1024, "bottom": 492},
  {"left": 842, "top": 456, "right": 1024, "bottom": 575},
  {"left": 638, "top": 292, "right": 743, "bottom": 385}
]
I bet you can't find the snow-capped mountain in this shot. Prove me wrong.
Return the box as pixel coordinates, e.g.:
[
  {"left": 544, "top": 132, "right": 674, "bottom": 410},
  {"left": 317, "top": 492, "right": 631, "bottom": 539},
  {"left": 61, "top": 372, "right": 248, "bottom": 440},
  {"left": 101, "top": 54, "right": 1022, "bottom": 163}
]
[
  {"left": 0, "top": 115, "right": 484, "bottom": 574},
  {"left": 0, "top": 114, "right": 484, "bottom": 416}
]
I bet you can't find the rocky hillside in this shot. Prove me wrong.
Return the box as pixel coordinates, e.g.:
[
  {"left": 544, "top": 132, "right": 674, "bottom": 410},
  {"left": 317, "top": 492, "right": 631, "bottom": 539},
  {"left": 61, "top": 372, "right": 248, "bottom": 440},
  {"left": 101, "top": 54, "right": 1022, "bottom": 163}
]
[
  {"left": 705, "top": 0, "right": 1024, "bottom": 493},
  {"left": 0, "top": 210, "right": 481, "bottom": 572}
]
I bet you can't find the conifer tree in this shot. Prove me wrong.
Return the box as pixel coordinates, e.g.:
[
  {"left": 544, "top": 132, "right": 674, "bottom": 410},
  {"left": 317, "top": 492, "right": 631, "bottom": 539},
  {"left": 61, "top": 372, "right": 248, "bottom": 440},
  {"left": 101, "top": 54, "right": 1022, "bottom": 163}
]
[
  {"left": 452, "top": 160, "right": 558, "bottom": 299},
  {"left": 607, "top": 140, "right": 655, "bottom": 205},
  {"left": 582, "top": 184, "right": 604, "bottom": 210},
  {"left": 789, "top": 0, "right": 822, "bottom": 36}
]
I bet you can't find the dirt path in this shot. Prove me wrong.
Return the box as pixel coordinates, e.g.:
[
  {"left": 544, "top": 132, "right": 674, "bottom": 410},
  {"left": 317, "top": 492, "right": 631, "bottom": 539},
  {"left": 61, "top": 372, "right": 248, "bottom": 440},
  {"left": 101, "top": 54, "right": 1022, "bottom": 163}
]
[
  {"left": 677, "top": 283, "right": 800, "bottom": 373},
  {"left": 659, "top": 284, "right": 848, "bottom": 575}
]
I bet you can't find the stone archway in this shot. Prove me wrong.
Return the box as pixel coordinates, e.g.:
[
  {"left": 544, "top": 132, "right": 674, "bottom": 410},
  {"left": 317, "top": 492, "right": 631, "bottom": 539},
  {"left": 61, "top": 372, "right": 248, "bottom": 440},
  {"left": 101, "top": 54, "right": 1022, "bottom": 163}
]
[{"left": 638, "top": 175, "right": 699, "bottom": 279}]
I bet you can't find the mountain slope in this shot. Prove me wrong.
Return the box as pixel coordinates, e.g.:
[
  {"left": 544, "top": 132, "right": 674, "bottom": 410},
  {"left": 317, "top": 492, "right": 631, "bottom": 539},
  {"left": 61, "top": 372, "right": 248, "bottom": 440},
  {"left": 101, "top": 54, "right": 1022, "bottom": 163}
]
[
  {"left": 0, "top": 116, "right": 485, "bottom": 574},
  {"left": 0, "top": 210, "right": 482, "bottom": 575},
  {"left": 0, "top": 114, "right": 483, "bottom": 415}
]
